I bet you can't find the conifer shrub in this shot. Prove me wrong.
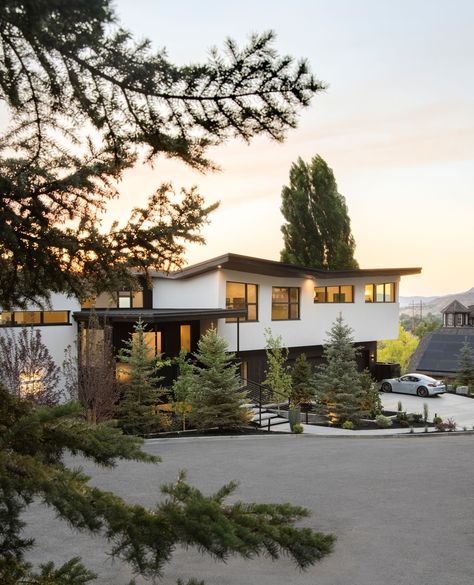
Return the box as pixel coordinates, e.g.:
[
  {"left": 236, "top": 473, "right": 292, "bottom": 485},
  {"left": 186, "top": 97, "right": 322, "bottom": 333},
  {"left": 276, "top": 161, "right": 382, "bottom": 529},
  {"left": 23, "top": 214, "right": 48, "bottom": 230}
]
[{"left": 375, "top": 415, "right": 393, "bottom": 428}]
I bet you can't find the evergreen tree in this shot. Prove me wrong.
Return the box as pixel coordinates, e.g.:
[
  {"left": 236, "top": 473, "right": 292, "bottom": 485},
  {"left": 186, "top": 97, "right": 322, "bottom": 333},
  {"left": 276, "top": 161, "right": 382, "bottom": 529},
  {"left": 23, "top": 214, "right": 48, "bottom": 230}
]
[
  {"left": 263, "top": 329, "right": 293, "bottom": 410},
  {"left": 116, "top": 319, "right": 170, "bottom": 435},
  {"left": 0, "top": 385, "right": 335, "bottom": 584},
  {"left": 280, "top": 155, "right": 358, "bottom": 269},
  {"left": 290, "top": 353, "right": 315, "bottom": 406},
  {"left": 315, "top": 315, "right": 367, "bottom": 425},
  {"left": 188, "top": 329, "right": 250, "bottom": 431},
  {"left": 457, "top": 340, "right": 474, "bottom": 388},
  {"left": 0, "top": 1, "right": 324, "bottom": 308},
  {"left": 359, "top": 369, "right": 382, "bottom": 419}
]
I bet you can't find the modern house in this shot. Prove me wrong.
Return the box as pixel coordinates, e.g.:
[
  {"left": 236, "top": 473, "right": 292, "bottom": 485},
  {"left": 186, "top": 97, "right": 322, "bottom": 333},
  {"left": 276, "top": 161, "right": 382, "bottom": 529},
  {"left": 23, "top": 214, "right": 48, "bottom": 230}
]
[
  {"left": 409, "top": 299, "right": 474, "bottom": 379},
  {"left": 0, "top": 253, "right": 421, "bottom": 385}
]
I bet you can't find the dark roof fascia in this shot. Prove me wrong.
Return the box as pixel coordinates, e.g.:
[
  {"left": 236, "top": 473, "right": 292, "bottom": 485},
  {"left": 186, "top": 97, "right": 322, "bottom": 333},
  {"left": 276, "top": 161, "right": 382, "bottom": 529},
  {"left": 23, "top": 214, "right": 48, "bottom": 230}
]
[
  {"left": 168, "top": 253, "right": 421, "bottom": 281},
  {"left": 73, "top": 307, "right": 247, "bottom": 323}
]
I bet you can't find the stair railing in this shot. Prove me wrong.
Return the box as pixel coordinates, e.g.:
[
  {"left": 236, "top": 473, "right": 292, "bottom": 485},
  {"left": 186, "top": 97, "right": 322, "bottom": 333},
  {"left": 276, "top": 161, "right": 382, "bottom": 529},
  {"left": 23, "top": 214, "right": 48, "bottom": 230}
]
[{"left": 240, "top": 377, "right": 290, "bottom": 428}]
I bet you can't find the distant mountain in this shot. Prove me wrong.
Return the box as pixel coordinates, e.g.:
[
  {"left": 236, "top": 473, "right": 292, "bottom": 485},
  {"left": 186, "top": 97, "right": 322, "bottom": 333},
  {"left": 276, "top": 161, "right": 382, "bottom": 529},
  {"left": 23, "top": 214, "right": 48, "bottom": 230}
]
[{"left": 400, "top": 287, "right": 474, "bottom": 315}]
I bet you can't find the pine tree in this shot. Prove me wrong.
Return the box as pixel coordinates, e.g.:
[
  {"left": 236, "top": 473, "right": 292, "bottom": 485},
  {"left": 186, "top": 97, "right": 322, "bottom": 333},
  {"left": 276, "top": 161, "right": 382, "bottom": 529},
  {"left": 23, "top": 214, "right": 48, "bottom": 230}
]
[
  {"left": 457, "top": 340, "right": 474, "bottom": 388},
  {"left": 116, "top": 319, "right": 170, "bottom": 435},
  {"left": 290, "top": 353, "right": 315, "bottom": 406},
  {"left": 280, "top": 155, "right": 358, "bottom": 269},
  {"left": 263, "top": 329, "right": 293, "bottom": 409},
  {"left": 188, "top": 329, "right": 250, "bottom": 431},
  {"left": 0, "top": 385, "right": 335, "bottom": 584},
  {"left": 0, "top": 1, "right": 324, "bottom": 308},
  {"left": 315, "top": 315, "right": 367, "bottom": 425}
]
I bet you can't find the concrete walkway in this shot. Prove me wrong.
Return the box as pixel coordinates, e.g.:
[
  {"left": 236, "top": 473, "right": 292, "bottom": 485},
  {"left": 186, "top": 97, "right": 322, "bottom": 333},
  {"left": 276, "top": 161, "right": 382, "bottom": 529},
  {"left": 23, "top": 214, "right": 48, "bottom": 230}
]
[{"left": 268, "top": 392, "right": 474, "bottom": 436}]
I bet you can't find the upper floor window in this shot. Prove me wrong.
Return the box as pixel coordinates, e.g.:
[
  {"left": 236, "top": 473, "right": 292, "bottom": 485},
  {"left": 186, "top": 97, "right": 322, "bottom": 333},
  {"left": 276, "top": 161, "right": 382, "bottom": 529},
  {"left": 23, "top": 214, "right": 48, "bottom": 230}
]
[
  {"left": 226, "top": 282, "right": 258, "bottom": 322},
  {"left": 365, "top": 283, "right": 395, "bottom": 303},
  {"left": 81, "top": 290, "right": 144, "bottom": 310},
  {"left": 272, "top": 287, "right": 300, "bottom": 320},
  {"left": 0, "top": 310, "right": 70, "bottom": 327},
  {"left": 314, "top": 285, "right": 354, "bottom": 303}
]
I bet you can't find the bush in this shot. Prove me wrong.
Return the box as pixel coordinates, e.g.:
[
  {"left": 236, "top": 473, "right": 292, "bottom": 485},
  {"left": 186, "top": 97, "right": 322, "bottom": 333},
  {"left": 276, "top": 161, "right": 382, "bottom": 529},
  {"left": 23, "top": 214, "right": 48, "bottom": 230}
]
[
  {"left": 398, "top": 419, "right": 410, "bottom": 428},
  {"left": 292, "top": 423, "right": 304, "bottom": 434},
  {"left": 376, "top": 415, "right": 393, "bottom": 428},
  {"left": 410, "top": 413, "right": 423, "bottom": 424},
  {"left": 433, "top": 415, "right": 443, "bottom": 425},
  {"left": 396, "top": 410, "right": 408, "bottom": 423},
  {"left": 342, "top": 420, "right": 354, "bottom": 430}
]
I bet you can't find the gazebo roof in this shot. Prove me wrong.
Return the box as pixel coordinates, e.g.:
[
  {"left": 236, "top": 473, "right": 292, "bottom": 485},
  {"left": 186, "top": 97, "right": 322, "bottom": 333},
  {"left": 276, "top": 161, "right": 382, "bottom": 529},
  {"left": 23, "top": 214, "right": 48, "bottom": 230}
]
[{"left": 440, "top": 300, "right": 469, "bottom": 314}]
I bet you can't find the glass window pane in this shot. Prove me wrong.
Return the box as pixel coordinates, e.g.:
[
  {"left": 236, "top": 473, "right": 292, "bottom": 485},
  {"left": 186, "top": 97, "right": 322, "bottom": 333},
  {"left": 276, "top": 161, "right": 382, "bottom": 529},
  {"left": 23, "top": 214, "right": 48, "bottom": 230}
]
[
  {"left": 93, "top": 292, "right": 117, "bottom": 308},
  {"left": 326, "top": 287, "right": 339, "bottom": 303},
  {"left": 272, "top": 287, "right": 289, "bottom": 302},
  {"left": 376, "top": 284, "right": 384, "bottom": 302},
  {"left": 385, "top": 283, "right": 395, "bottom": 303},
  {"left": 290, "top": 303, "right": 299, "bottom": 320},
  {"left": 0, "top": 312, "right": 13, "bottom": 325},
  {"left": 272, "top": 303, "right": 289, "bottom": 320},
  {"left": 132, "top": 290, "right": 144, "bottom": 308},
  {"left": 365, "top": 284, "right": 374, "bottom": 302},
  {"left": 156, "top": 331, "right": 162, "bottom": 354},
  {"left": 340, "top": 286, "right": 353, "bottom": 303},
  {"left": 14, "top": 311, "right": 41, "bottom": 324},
  {"left": 314, "top": 287, "right": 326, "bottom": 303},
  {"left": 447, "top": 314, "right": 454, "bottom": 326},
  {"left": 290, "top": 288, "right": 299, "bottom": 302},
  {"left": 247, "top": 304, "right": 257, "bottom": 321},
  {"left": 118, "top": 291, "right": 132, "bottom": 308},
  {"left": 43, "top": 311, "right": 69, "bottom": 324},
  {"left": 226, "top": 282, "right": 246, "bottom": 309},
  {"left": 247, "top": 284, "right": 257, "bottom": 303},
  {"left": 180, "top": 325, "right": 191, "bottom": 352}
]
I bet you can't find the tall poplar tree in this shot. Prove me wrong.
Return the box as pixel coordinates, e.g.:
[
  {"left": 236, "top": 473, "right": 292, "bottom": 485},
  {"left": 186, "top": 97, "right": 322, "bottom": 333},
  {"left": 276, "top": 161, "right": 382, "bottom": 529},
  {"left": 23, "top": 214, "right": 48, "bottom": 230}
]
[{"left": 280, "top": 155, "right": 358, "bottom": 269}]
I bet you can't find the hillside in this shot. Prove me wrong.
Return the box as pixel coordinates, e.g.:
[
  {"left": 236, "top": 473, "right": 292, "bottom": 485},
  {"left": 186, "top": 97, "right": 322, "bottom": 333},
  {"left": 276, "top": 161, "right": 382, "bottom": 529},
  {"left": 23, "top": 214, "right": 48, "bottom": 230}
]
[{"left": 400, "top": 287, "right": 474, "bottom": 316}]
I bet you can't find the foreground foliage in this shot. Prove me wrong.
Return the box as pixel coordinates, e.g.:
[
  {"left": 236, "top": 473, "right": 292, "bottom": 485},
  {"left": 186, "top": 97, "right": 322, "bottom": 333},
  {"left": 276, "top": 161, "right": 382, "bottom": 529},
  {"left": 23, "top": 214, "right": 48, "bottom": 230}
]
[
  {"left": 0, "top": 386, "right": 335, "bottom": 583},
  {"left": 0, "top": 0, "right": 323, "bottom": 308}
]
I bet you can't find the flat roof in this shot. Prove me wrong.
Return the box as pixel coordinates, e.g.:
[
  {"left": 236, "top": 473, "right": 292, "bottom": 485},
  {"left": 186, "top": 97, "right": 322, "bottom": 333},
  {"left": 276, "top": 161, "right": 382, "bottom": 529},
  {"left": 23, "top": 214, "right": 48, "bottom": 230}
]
[
  {"left": 73, "top": 307, "right": 247, "bottom": 323},
  {"left": 164, "top": 253, "right": 422, "bottom": 280}
]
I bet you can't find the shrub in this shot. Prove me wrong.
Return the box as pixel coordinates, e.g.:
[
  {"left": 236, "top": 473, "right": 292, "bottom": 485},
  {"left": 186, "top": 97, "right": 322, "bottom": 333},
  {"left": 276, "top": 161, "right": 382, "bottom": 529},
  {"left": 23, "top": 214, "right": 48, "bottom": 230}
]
[
  {"left": 444, "top": 418, "right": 457, "bottom": 432},
  {"left": 398, "top": 419, "right": 410, "bottom": 428},
  {"left": 411, "top": 413, "right": 423, "bottom": 424},
  {"left": 433, "top": 415, "right": 443, "bottom": 425},
  {"left": 342, "top": 420, "right": 354, "bottom": 430},
  {"left": 375, "top": 415, "right": 393, "bottom": 428},
  {"left": 396, "top": 410, "right": 408, "bottom": 423},
  {"left": 292, "top": 423, "right": 304, "bottom": 434}
]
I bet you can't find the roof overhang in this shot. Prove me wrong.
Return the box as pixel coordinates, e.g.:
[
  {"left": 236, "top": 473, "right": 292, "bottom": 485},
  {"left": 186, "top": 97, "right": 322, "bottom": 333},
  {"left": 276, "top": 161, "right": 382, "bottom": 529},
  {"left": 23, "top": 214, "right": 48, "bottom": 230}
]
[
  {"left": 73, "top": 308, "right": 247, "bottom": 323},
  {"left": 167, "top": 253, "right": 421, "bottom": 280}
]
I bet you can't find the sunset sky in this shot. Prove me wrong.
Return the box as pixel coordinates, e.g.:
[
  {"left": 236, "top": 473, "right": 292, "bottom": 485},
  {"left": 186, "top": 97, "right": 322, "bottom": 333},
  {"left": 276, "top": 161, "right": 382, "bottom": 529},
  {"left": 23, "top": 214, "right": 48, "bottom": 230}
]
[{"left": 110, "top": 0, "right": 474, "bottom": 296}]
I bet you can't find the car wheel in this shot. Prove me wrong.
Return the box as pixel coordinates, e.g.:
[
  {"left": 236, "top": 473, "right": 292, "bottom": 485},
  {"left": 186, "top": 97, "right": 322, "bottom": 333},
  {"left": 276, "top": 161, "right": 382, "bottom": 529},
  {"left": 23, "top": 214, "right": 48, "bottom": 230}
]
[
  {"left": 381, "top": 382, "right": 392, "bottom": 392},
  {"left": 417, "top": 386, "right": 429, "bottom": 398}
]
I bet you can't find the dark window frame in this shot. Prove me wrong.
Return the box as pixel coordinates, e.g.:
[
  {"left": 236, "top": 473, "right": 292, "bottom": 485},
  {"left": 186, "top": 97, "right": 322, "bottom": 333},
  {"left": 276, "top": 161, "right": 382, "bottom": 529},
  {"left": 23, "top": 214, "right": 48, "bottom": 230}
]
[
  {"left": 313, "top": 285, "right": 354, "bottom": 304},
  {"left": 364, "top": 282, "right": 396, "bottom": 303},
  {"left": 271, "top": 286, "right": 300, "bottom": 321},
  {"left": 0, "top": 310, "right": 71, "bottom": 327},
  {"left": 226, "top": 281, "right": 258, "bottom": 323}
]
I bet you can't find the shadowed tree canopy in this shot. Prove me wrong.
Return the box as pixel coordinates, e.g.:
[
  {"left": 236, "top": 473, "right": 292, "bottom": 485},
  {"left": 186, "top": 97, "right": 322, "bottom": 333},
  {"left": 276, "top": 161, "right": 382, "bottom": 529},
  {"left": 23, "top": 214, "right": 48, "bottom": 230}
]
[
  {"left": 0, "top": 0, "right": 325, "bottom": 308},
  {"left": 280, "top": 155, "right": 358, "bottom": 270}
]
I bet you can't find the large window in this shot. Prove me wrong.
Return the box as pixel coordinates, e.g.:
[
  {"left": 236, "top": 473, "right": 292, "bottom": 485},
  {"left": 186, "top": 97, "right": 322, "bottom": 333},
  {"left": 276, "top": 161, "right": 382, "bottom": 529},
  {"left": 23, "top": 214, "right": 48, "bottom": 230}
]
[
  {"left": 132, "top": 330, "right": 162, "bottom": 358},
  {"left": 365, "top": 283, "right": 395, "bottom": 303},
  {"left": 81, "top": 290, "right": 144, "bottom": 310},
  {"left": 180, "top": 325, "right": 191, "bottom": 352},
  {"left": 0, "top": 310, "right": 70, "bottom": 327},
  {"left": 226, "top": 282, "right": 258, "bottom": 322},
  {"left": 314, "top": 285, "right": 354, "bottom": 303},
  {"left": 272, "top": 287, "right": 300, "bottom": 320}
]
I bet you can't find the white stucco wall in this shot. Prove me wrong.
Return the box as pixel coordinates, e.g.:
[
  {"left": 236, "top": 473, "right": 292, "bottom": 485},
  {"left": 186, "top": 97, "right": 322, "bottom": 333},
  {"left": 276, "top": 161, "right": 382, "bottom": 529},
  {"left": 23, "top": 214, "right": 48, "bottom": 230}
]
[
  {"left": 216, "top": 269, "right": 401, "bottom": 352},
  {"left": 152, "top": 272, "right": 221, "bottom": 308},
  {"left": 0, "top": 293, "right": 81, "bottom": 391}
]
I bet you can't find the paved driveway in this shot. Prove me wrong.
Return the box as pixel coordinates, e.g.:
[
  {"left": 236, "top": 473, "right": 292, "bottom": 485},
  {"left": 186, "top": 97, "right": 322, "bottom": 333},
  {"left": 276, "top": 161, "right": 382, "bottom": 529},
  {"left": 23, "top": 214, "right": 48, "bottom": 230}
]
[
  {"left": 381, "top": 391, "right": 474, "bottom": 429},
  {"left": 24, "top": 434, "right": 474, "bottom": 585}
]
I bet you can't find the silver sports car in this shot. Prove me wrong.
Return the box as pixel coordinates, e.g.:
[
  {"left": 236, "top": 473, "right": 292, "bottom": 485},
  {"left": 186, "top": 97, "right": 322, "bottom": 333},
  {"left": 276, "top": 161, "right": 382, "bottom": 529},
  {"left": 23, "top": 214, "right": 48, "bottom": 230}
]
[{"left": 380, "top": 374, "right": 445, "bottom": 397}]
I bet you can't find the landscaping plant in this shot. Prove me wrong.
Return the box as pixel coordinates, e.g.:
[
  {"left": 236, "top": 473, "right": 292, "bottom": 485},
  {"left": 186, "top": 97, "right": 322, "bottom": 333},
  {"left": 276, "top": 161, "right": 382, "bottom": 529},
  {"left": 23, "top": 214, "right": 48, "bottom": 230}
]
[
  {"left": 263, "top": 329, "right": 293, "bottom": 409},
  {"left": 187, "top": 329, "right": 250, "bottom": 431},
  {"left": 315, "top": 315, "right": 367, "bottom": 425},
  {"left": 290, "top": 353, "right": 315, "bottom": 406},
  {"left": 457, "top": 341, "right": 474, "bottom": 390},
  {"left": 375, "top": 415, "right": 393, "bottom": 429},
  {"left": 116, "top": 319, "right": 170, "bottom": 436}
]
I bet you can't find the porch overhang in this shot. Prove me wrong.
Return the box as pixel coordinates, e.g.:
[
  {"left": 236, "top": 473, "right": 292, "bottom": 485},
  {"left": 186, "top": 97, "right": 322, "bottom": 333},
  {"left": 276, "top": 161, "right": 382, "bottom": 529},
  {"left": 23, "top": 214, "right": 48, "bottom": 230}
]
[{"left": 72, "top": 307, "right": 247, "bottom": 323}]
